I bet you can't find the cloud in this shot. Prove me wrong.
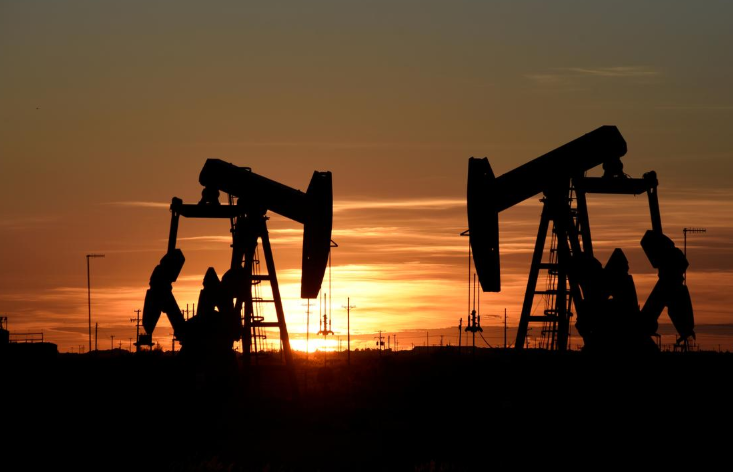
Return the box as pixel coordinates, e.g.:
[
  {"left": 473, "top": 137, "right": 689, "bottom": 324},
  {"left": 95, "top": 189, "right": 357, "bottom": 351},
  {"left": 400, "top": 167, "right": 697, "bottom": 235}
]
[
  {"left": 334, "top": 198, "right": 464, "bottom": 213},
  {"left": 190, "top": 141, "right": 520, "bottom": 151},
  {"left": 104, "top": 201, "right": 170, "bottom": 209},
  {"left": 655, "top": 105, "right": 733, "bottom": 111},
  {"left": 0, "top": 215, "right": 60, "bottom": 230},
  {"left": 564, "top": 66, "right": 659, "bottom": 78},
  {"left": 192, "top": 140, "right": 404, "bottom": 149},
  {"left": 526, "top": 66, "right": 660, "bottom": 87},
  {"left": 108, "top": 197, "right": 464, "bottom": 217},
  {"left": 176, "top": 236, "right": 232, "bottom": 243}
]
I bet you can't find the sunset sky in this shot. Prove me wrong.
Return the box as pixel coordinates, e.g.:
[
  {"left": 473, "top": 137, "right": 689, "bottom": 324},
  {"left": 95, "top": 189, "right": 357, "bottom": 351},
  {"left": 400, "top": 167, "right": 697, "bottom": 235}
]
[{"left": 1, "top": 1, "right": 732, "bottom": 353}]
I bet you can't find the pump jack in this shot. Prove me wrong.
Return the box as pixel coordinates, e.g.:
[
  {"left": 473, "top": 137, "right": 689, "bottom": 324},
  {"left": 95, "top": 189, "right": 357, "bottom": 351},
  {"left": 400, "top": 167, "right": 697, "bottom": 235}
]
[
  {"left": 141, "top": 159, "right": 333, "bottom": 390},
  {"left": 467, "top": 126, "right": 694, "bottom": 352}
]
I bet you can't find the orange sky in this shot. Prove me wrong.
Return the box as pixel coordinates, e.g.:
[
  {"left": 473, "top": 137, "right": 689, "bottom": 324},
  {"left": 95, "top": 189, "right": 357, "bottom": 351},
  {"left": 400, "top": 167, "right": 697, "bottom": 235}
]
[{"left": 1, "top": 1, "right": 732, "bottom": 352}]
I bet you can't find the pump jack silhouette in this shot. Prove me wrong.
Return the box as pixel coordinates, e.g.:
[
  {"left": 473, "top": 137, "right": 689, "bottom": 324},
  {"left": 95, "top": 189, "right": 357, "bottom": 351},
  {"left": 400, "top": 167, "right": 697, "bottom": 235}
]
[
  {"left": 467, "top": 126, "right": 695, "bottom": 352},
  {"left": 141, "top": 159, "right": 333, "bottom": 391}
]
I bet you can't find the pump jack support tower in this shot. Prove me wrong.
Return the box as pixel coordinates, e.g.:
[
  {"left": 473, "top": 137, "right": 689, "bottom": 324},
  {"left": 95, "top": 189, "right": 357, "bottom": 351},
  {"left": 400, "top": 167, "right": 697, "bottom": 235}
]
[
  {"left": 142, "top": 159, "right": 332, "bottom": 392},
  {"left": 467, "top": 126, "right": 695, "bottom": 352}
]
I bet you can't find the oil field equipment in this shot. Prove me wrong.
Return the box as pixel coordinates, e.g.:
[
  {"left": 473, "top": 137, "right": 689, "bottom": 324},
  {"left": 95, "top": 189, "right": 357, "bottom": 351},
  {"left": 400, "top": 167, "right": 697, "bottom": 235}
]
[
  {"left": 141, "top": 159, "right": 333, "bottom": 388},
  {"left": 467, "top": 126, "right": 694, "bottom": 352}
]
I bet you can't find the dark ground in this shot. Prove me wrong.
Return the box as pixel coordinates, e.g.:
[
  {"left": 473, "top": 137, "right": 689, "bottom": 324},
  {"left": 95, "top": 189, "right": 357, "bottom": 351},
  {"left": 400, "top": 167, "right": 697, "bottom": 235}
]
[{"left": 3, "top": 347, "right": 733, "bottom": 471}]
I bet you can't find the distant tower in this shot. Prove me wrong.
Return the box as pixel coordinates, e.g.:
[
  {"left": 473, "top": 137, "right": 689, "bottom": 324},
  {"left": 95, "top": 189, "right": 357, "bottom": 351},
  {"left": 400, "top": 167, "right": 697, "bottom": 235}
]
[
  {"left": 317, "top": 292, "right": 335, "bottom": 341},
  {"left": 465, "top": 274, "right": 483, "bottom": 352}
]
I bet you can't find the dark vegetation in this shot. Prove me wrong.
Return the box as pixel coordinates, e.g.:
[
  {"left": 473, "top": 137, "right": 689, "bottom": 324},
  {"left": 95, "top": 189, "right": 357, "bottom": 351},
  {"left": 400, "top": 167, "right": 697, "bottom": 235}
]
[{"left": 4, "top": 348, "right": 732, "bottom": 471}]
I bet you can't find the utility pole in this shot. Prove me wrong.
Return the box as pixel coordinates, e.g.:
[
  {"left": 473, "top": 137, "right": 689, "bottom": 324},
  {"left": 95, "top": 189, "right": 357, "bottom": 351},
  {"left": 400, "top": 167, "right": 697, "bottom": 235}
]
[
  {"left": 504, "top": 308, "right": 507, "bottom": 349},
  {"left": 329, "top": 240, "right": 337, "bottom": 334},
  {"left": 460, "top": 229, "right": 471, "bottom": 340},
  {"left": 86, "top": 253, "right": 105, "bottom": 353},
  {"left": 95, "top": 322, "right": 98, "bottom": 352},
  {"left": 131, "top": 309, "right": 142, "bottom": 352},
  {"left": 374, "top": 331, "right": 385, "bottom": 355},
  {"left": 303, "top": 298, "right": 314, "bottom": 362},
  {"left": 342, "top": 298, "right": 356, "bottom": 366},
  {"left": 458, "top": 318, "right": 462, "bottom": 354},
  {"left": 110, "top": 335, "right": 115, "bottom": 351}
]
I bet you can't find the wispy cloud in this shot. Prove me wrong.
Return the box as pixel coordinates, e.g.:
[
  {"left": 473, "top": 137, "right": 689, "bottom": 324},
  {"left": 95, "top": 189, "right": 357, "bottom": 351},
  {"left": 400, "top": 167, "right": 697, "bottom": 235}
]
[
  {"left": 104, "top": 201, "right": 170, "bottom": 209},
  {"left": 335, "top": 198, "right": 463, "bottom": 213},
  {"left": 564, "top": 66, "right": 659, "bottom": 78},
  {"left": 526, "top": 66, "right": 660, "bottom": 86},
  {"left": 0, "top": 215, "right": 60, "bottom": 230},
  {"left": 107, "top": 198, "right": 464, "bottom": 215},
  {"left": 191, "top": 141, "right": 513, "bottom": 151},
  {"left": 192, "top": 140, "right": 408, "bottom": 149},
  {"left": 655, "top": 105, "right": 733, "bottom": 111},
  {"left": 176, "top": 236, "right": 232, "bottom": 243}
]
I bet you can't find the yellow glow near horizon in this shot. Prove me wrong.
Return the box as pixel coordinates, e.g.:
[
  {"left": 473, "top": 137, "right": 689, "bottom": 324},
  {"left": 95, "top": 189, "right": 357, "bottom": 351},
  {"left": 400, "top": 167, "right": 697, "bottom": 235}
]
[{"left": 289, "top": 337, "right": 339, "bottom": 353}]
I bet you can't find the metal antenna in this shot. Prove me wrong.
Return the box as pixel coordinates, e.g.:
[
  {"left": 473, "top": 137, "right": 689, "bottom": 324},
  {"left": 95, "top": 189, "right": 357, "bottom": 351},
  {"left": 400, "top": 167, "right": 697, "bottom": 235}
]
[
  {"left": 342, "top": 298, "right": 356, "bottom": 365},
  {"left": 86, "top": 254, "right": 105, "bottom": 353}
]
